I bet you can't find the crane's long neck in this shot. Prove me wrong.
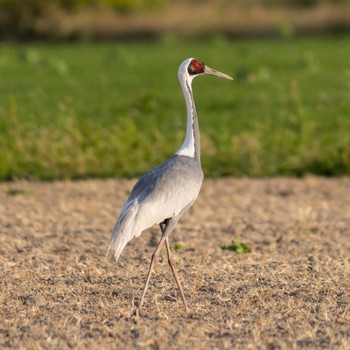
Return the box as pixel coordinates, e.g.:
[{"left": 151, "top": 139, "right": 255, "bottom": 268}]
[{"left": 175, "top": 77, "right": 200, "bottom": 160}]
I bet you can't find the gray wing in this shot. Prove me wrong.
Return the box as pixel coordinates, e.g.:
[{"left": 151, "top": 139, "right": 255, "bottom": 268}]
[
  {"left": 107, "top": 155, "right": 203, "bottom": 261},
  {"left": 127, "top": 155, "right": 178, "bottom": 200}
]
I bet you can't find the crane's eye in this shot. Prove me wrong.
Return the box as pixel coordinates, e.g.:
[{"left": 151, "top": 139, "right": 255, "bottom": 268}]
[{"left": 188, "top": 59, "right": 205, "bottom": 75}]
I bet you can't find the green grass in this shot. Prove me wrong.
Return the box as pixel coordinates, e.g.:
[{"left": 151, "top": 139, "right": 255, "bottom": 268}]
[
  {"left": 221, "top": 239, "right": 251, "bottom": 254},
  {"left": 0, "top": 36, "right": 349, "bottom": 180}
]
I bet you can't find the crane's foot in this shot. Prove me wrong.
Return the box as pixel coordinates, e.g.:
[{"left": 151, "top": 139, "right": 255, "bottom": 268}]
[{"left": 133, "top": 306, "right": 143, "bottom": 318}]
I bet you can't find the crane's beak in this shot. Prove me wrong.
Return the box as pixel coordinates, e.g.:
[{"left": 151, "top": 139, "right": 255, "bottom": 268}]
[{"left": 204, "top": 65, "right": 233, "bottom": 80}]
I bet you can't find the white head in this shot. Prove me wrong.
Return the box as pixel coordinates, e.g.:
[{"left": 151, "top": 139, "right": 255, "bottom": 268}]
[{"left": 178, "top": 58, "right": 233, "bottom": 84}]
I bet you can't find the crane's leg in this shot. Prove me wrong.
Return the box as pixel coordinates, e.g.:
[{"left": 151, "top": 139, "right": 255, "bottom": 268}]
[
  {"left": 136, "top": 234, "right": 167, "bottom": 317},
  {"left": 135, "top": 218, "right": 179, "bottom": 317},
  {"left": 165, "top": 237, "right": 189, "bottom": 312}
]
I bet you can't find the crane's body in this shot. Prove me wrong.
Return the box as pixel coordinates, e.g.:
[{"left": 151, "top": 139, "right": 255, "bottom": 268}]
[
  {"left": 107, "top": 58, "right": 232, "bottom": 316},
  {"left": 108, "top": 154, "right": 203, "bottom": 261}
]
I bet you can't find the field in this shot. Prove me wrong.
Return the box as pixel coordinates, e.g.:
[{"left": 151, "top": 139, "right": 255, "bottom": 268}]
[
  {"left": 1, "top": 36, "right": 350, "bottom": 180},
  {"left": 0, "top": 177, "right": 349, "bottom": 349},
  {"left": 1, "top": 37, "right": 350, "bottom": 348}
]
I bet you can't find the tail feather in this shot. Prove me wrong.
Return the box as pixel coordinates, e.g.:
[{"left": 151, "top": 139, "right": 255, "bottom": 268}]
[{"left": 106, "top": 200, "right": 139, "bottom": 261}]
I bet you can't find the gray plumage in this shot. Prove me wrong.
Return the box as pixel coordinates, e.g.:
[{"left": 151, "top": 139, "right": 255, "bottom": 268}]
[{"left": 107, "top": 154, "right": 203, "bottom": 261}]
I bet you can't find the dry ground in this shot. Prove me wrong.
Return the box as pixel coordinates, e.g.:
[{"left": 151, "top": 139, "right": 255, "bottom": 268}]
[{"left": 0, "top": 177, "right": 349, "bottom": 349}]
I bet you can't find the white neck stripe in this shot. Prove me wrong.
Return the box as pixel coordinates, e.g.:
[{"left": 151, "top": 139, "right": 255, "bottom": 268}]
[{"left": 176, "top": 60, "right": 196, "bottom": 158}]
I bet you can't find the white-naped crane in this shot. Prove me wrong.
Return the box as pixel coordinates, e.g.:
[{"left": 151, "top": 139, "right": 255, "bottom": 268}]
[{"left": 107, "top": 58, "right": 232, "bottom": 316}]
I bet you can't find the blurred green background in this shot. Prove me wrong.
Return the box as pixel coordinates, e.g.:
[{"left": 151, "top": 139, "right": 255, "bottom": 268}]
[{"left": 0, "top": 0, "right": 349, "bottom": 180}]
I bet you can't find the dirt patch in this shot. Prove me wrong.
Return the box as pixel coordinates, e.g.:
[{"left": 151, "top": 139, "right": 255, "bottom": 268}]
[{"left": 0, "top": 177, "right": 349, "bottom": 349}]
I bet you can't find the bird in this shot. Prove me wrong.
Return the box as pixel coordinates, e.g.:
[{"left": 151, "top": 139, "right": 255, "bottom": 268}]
[{"left": 107, "top": 58, "right": 232, "bottom": 316}]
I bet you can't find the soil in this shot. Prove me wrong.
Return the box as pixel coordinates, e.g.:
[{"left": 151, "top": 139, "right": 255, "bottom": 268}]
[{"left": 0, "top": 177, "right": 349, "bottom": 350}]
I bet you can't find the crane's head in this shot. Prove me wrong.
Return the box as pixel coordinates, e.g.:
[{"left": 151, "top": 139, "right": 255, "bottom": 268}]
[{"left": 179, "top": 58, "right": 233, "bottom": 83}]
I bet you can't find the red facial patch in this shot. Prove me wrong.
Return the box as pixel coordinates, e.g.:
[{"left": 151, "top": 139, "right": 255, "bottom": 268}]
[{"left": 188, "top": 59, "right": 205, "bottom": 75}]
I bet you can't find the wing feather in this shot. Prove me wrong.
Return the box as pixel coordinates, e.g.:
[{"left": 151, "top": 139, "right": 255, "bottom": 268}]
[
  {"left": 106, "top": 199, "right": 140, "bottom": 261},
  {"left": 107, "top": 155, "right": 203, "bottom": 261}
]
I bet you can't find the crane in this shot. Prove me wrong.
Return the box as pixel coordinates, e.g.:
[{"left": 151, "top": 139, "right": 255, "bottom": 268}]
[{"left": 107, "top": 58, "right": 232, "bottom": 316}]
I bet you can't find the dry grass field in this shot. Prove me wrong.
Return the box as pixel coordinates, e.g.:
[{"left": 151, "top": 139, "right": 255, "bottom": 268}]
[{"left": 0, "top": 177, "right": 349, "bottom": 349}]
